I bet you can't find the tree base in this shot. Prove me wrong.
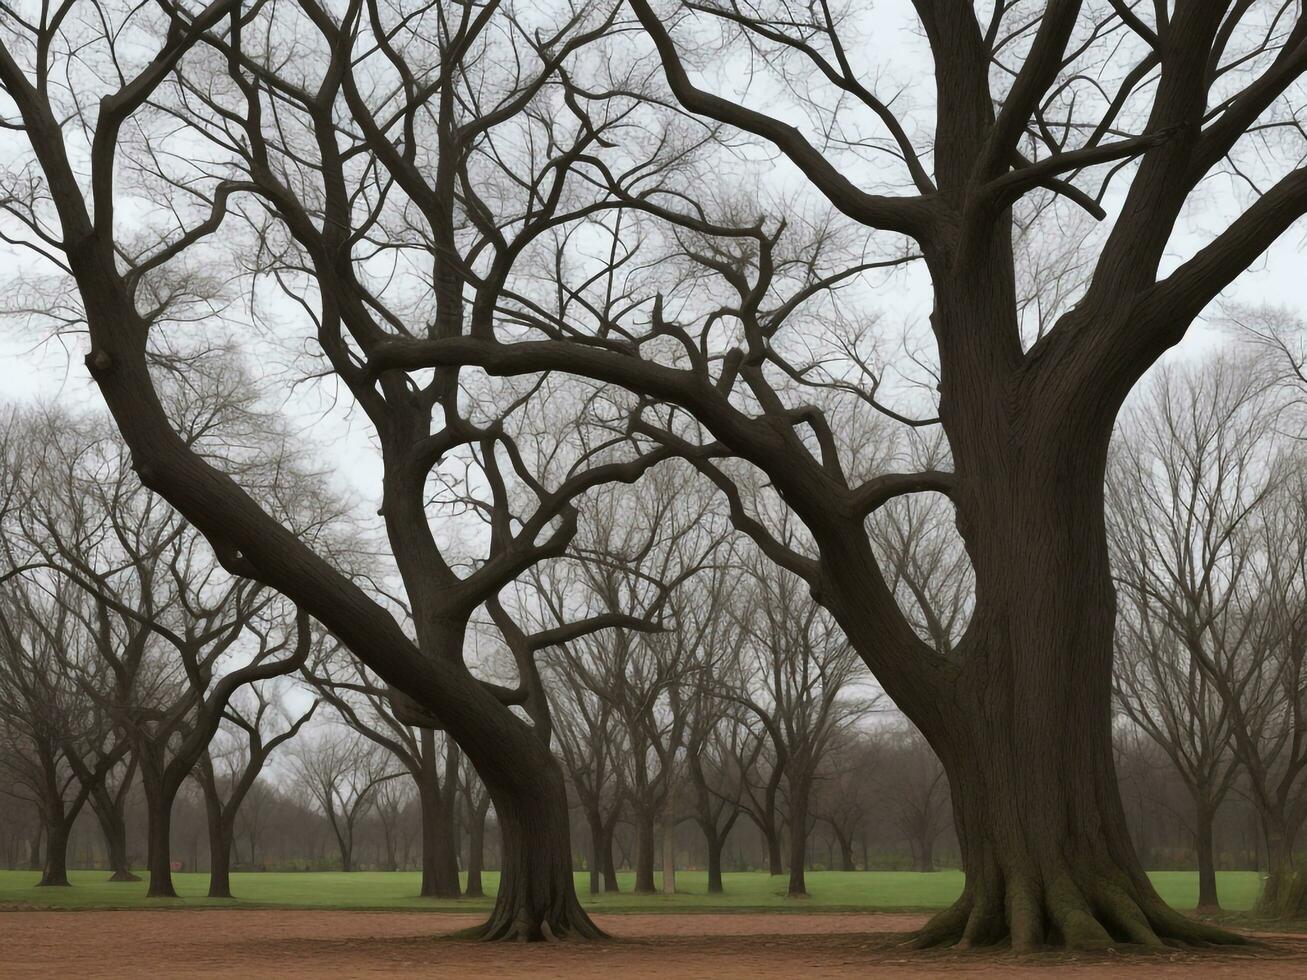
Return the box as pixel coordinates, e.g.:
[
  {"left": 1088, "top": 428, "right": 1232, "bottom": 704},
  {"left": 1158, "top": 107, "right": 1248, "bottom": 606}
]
[
  {"left": 451, "top": 895, "right": 608, "bottom": 942},
  {"left": 909, "top": 873, "right": 1252, "bottom": 951},
  {"left": 108, "top": 870, "right": 142, "bottom": 882}
]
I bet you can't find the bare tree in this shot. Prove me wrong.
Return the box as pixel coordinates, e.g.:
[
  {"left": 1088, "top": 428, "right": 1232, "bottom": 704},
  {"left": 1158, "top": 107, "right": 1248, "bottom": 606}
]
[
  {"left": 293, "top": 732, "right": 399, "bottom": 873},
  {"left": 1106, "top": 360, "right": 1275, "bottom": 910},
  {"left": 195, "top": 678, "right": 318, "bottom": 898},
  {"left": 3, "top": 0, "right": 1304, "bottom": 948}
]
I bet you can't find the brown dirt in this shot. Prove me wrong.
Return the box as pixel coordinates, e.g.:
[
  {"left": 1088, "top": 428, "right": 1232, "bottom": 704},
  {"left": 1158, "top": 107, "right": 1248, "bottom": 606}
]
[{"left": 2, "top": 909, "right": 1304, "bottom": 978}]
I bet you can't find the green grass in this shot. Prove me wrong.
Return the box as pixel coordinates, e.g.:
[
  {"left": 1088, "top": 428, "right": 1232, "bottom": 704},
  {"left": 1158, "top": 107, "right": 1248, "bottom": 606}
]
[{"left": 0, "top": 869, "right": 1267, "bottom": 913}]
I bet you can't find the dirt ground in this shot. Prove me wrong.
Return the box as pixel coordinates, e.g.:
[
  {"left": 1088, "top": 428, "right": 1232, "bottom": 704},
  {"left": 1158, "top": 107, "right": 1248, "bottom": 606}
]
[{"left": 3, "top": 909, "right": 1306, "bottom": 978}]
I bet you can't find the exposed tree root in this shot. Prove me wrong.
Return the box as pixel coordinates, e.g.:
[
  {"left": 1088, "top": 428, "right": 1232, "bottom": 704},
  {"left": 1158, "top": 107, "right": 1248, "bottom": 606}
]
[
  {"left": 450, "top": 893, "right": 608, "bottom": 943},
  {"left": 108, "top": 870, "right": 142, "bottom": 882},
  {"left": 908, "top": 871, "right": 1252, "bottom": 952}
]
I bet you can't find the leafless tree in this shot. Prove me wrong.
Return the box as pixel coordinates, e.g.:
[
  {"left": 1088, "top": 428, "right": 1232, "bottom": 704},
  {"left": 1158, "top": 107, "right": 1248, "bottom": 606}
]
[
  {"left": 293, "top": 730, "right": 400, "bottom": 873},
  {"left": 2, "top": 0, "right": 1304, "bottom": 948},
  {"left": 195, "top": 677, "right": 318, "bottom": 897},
  {"left": 1106, "top": 360, "right": 1278, "bottom": 910}
]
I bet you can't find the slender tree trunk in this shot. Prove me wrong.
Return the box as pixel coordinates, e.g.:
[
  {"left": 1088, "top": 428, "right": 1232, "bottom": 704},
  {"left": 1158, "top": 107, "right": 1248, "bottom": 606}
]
[
  {"left": 465, "top": 802, "right": 486, "bottom": 899},
  {"left": 787, "top": 792, "right": 808, "bottom": 898},
  {"left": 661, "top": 785, "right": 677, "bottom": 895},
  {"left": 601, "top": 816, "right": 620, "bottom": 893},
  {"left": 94, "top": 796, "right": 138, "bottom": 882},
  {"left": 633, "top": 808, "right": 656, "bottom": 893},
  {"left": 144, "top": 794, "right": 176, "bottom": 897},
  {"left": 199, "top": 775, "right": 233, "bottom": 899},
  {"left": 705, "top": 829, "right": 724, "bottom": 894},
  {"left": 1195, "top": 799, "right": 1220, "bottom": 911},
  {"left": 836, "top": 830, "right": 855, "bottom": 872},
  {"left": 27, "top": 822, "right": 42, "bottom": 872},
  {"left": 37, "top": 817, "right": 70, "bottom": 887},
  {"left": 587, "top": 809, "right": 604, "bottom": 895},
  {"left": 417, "top": 773, "right": 460, "bottom": 898}
]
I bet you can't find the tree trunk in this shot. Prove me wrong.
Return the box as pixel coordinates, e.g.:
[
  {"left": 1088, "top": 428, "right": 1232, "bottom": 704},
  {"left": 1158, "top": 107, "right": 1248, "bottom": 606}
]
[
  {"left": 601, "top": 816, "right": 620, "bottom": 893},
  {"left": 417, "top": 772, "right": 460, "bottom": 898},
  {"left": 144, "top": 794, "right": 176, "bottom": 898},
  {"left": 200, "top": 775, "right": 233, "bottom": 900},
  {"left": 587, "top": 809, "right": 604, "bottom": 895},
  {"left": 820, "top": 403, "right": 1246, "bottom": 950},
  {"left": 37, "top": 817, "right": 70, "bottom": 887},
  {"left": 94, "top": 796, "right": 138, "bottom": 882},
  {"left": 465, "top": 801, "right": 486, "bottom": 899},
  {"left": 1195, "top": 800, "right": 1220, "bottom": 911},
  {"left": 705, "top": 830, "right": 724, "bottom": 894},
  {"left": 836, "top": 830, "right": 855, "bottom": 872},
  {"left": 661, "top": 786, "right": 677, "bottom": 895},
  {"left": 633, "top": 808, "right": 656, "bottom": 893},
  {"left": 458, "top": 731, "right": 602, "bottom": 940},
  {"left": 787, "top": 793, "right": 808, "bottom": 898}
]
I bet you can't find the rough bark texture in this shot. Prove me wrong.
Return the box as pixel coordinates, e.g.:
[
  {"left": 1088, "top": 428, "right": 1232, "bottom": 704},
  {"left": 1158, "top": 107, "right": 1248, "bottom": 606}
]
[
  {"left": 897, "top": 437, "right": 1244, "bottom": 950},
  {"left": 458, "top": 732, "right": 603, "bottom": 941}
]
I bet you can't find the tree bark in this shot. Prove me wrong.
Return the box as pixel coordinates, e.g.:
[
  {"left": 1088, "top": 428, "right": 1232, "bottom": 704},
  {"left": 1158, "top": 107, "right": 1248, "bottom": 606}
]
[
  {"left": 144, "top": 793, "right": 176, "bottom": 898},
  {"left": 200, "top": 771, "right": 233, "bottom": 899},
  {"left": 37, "top": 817, "right": 70, "bottom": 887},
  {"left": 93, "top": 794, "right": 138, "bottom": 882},
  {"left": 601, "top": 815, "right": 620, "bottom": 893},
  {"left": 586, "top": 809, "right": 604, "bottom": 895},
  {"left": 415, "top": 730, "right": 460, "bottom": 898},
  {"left": 661, "top": 788, "right": 677, "bottom": 895},
  {"left": 705, "top": 832, "right": 724, "bottom": 894},
  {"left": 787, "top": 791, "right": 808, "bottom": 898},
  {"left": 633, "top": 808, "right": 656, "bottom": 893},
  {"left": 1195, "top": 800, "right": 1220, "bottom": 911},
  {"left": 813, "top": 384, "right": 1247, "bottom": 949},
  {"left": 458, "top": 729, "right": 602, "bottom": 940}
]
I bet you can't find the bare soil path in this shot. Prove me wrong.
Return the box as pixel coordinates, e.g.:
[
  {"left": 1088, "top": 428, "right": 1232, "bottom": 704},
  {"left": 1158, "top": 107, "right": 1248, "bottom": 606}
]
[{"left": 1, "top": 909, "right": 1303, "bottom": 978}]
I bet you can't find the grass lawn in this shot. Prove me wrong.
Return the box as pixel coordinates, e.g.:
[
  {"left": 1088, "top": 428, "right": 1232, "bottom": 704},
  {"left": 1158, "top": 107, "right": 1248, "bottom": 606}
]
[{"left": 0, "top": 869, "right": 1266, "bottom": 913}]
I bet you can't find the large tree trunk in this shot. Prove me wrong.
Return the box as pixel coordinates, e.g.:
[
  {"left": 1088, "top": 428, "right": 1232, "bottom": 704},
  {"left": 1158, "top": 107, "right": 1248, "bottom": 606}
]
[
  {"left": 459, "top": 728, "right": 601, "bottom": 941},
  {"left": 633, "top": 808, "right": 656, "bottom": 893},
  {"left": 890, "top": 434, "right": 1243, "bottom": 950},
  {"left": 1195, "top": 799, "right": 1220, "bottom": 911},
  {"left": 37, "top": 817, "right": 70, "bottom": 887}
]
